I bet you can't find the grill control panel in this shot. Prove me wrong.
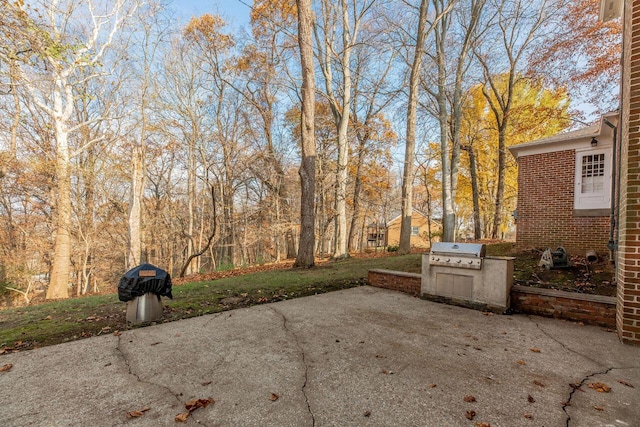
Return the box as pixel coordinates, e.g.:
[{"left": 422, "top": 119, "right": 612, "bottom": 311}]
[{"left": 429, "top": 256, "right": 483, "bottom": 270}]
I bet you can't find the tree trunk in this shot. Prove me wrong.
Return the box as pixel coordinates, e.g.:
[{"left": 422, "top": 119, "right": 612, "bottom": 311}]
[
  {"left": 128, "top": 144, "right": 145, "bottom": 268},
  {"left": 464, "top": 145, "right": 482, "bottom": 239},
  {"left": 9, "top": 60, "right": 20, "bottom": 157},
  {"left": 400, "top": 0, "right": 429, "bottom": 255},
  {"left": 294, "top": 0, "right": 317, "bottom": 268},
  {"left": 348, "top": 130, "right": 368, "bottom": 251},
  {"left": 492, "top": 125, "right": 507, "bottom": 238},
  {"left": 47, "top": 119, "right": 71, "bottom": 300}
]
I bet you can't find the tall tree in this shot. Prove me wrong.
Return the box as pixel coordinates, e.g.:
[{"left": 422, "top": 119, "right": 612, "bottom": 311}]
[
  {"left": 1, "top": 0, "right": 137, "bottom": 299},
  {"left": 425, "top": 0, "right": 486, "bottom": 242},
  {"left": 127, "top": 3, "right": 169, "bottom": 269},
  {"left": 474, "top": 0, "right": 555, "bottom": 238},
  {"left": 295, "top": 0, "right": 317, "bottom": 268},
  {"left": 399, "top": 0, "right": 454, "bottom": 253},
  {"left": 314, "top": 0, "right": 376, "bottom": 259},
  {"left": 399, "top": 0, "right": 430, "bottom": 255}
]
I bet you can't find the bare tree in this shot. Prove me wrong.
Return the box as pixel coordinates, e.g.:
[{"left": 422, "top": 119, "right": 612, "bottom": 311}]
[
  {"left": 2, "top": 0, "right": 138, "bottom": 299},
  {"left": 424, "top": 0, "right": 486, "bottom": 242},
  {"left": 474, "top": 0, "right": 554, "bottom": 238},
  {"left": 294, "top": 0, "right": 317, "bottom": 268}
]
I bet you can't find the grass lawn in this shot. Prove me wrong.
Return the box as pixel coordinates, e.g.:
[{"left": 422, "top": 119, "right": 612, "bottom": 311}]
[{"left": 0, "top": 253, "right": 421, "bottom": 353}]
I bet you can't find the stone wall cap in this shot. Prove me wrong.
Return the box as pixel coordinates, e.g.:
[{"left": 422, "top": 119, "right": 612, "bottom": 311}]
[{"left": 512, "top": 285, "right": 616, "bottom": 304}]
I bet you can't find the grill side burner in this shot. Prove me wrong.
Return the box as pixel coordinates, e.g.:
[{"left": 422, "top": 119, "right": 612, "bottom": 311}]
[{"left": 421, "top": 242, "right": 514, "bottom": 313}]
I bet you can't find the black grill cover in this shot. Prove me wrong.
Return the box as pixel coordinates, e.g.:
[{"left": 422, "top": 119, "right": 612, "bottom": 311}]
[{"left": 118, "top": 263, "right": 173, "bottom": 302}]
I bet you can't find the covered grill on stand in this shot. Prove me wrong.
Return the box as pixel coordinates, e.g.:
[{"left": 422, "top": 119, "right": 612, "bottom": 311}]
[
  {"left": 422, "top": 243, "right": 514, "bottom": 313},
  {"left": 118, "top": 263, "right": 173, "bottom": 325}
]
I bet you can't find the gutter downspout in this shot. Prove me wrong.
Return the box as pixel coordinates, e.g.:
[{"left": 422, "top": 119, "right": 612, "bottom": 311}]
[{"left": 604, "top": 118, "right": 617, "bottom": 262}]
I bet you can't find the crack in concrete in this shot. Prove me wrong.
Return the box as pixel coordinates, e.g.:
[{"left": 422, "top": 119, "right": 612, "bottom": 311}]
[
  {"left": 527, "top": 315, "right": 603, "bottom": 366},
  {"left": 562, "top": 367, "right": 614, "bottom": 427},
  {"left": 203, "top": 311, "right": 228, "bottom": 327},
  {"left": 268, "top": 306, "right": 316, "bottom": 427},
  {"left": 115, "top": 334, "right": 213, "bottom": 427}
]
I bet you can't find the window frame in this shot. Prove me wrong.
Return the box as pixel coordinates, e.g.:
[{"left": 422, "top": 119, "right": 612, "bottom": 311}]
[{"left": 574, "top": 147, "right": 611, "bottom": 211}]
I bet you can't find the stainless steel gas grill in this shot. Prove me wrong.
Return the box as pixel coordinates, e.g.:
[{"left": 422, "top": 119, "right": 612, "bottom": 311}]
[
  {"left": 428, "top": 242, "right": 486, "bottom": 270},
  {"left": 422, "top": 242, "right": 514, "bottom": 313}
]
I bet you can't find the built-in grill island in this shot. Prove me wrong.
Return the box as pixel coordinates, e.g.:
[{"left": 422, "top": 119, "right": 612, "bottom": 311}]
[{"left": 422, "top": 242, "right": 515, "bottom": 313}]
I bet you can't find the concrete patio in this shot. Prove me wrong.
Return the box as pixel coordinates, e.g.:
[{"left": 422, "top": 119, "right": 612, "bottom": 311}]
[{"left": 1, "top": 286, "right": 638, "bottom": 426}]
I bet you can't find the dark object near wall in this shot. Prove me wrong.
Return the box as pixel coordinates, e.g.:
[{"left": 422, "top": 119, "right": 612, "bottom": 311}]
[{"left": 118, "top": 263, "right": 173, "bottom": 302}]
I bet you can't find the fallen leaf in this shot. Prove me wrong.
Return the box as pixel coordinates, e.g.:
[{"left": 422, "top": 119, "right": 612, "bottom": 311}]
[
  {"left": 363, "top": 411, "right": 371, "bottom": 417},
  {"left": 475, "top": 422, "right": 491, "bottom": 427},
  {"left": 0, "top": 364, "right": 13, "bottom": 372},
  {"left": 529, "top": 348, "right": 541, "bottom": 353},
  {"left": 524, "top": 413, "right": 533, "bottom": 419},
  {"left": 464, "top": 395, "right": 477, "bottom": 403},
  {"left": 269, "top": 393, "right": 279, "bottom": 401},
  {"left": 465, "top": 410, "right": 476, "bottom": 420},
  {"left": 126, "top": 407, "right": 150, "bottom": 418},
  {"left": 533, "top": 380, "right": 545, "bottom": 387},
  {"left": 185, "top": 397, "right": 214, "bottom": 412},
  {"left": 104, "top": 363, "right": 112, "bottom": 367},
  {"left": 113, "top": 330, "right": 121, "bottom": 336},
  {"left": 528, "top": 395, "right": 535, "bottom": 403},
  {"left": 588, "top": 383, "right": 611, "bottom": 393},
  {"left": 429, "top": 383, "right": 437, "bottom": 388},
  {"left": 618, "top": 380, "right": 634, "bottom": 388},
  {"left": 175, "top": 412, "right": 190, "bottom": 422},
  {"left": 201, "top": 381, "right": 212, "bottom": 386},
  {"left": 593, "top": 405, "right": 604, "bottom": 411},
  {"left": 516, "top": 360, "right": 526, "bottom": 365},
  {"left": 150, "top": 342, "right": 162, "bottom": 346}
]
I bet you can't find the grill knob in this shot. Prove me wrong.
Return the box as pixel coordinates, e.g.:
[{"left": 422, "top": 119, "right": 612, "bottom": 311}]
[
  {"left": 456, "top": 259, "right": 461, "bottom": 264},
  {"left": 468, "top": 260, "right": 473, "bottom": 264},
  {"left": 445, "top": 258, "right": 450, "bottom": 262}
]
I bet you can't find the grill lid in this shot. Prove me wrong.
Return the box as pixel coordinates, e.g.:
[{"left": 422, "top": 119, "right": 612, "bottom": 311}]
[{"left": 430, "top": 242, "right": 486, "bottom": 258}]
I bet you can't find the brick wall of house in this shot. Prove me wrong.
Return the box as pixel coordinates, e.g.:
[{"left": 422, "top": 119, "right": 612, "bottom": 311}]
[
  {"left": 617, "top": 0, "right": 640, "bottom": 344},
  {"left": 515, "top": 150, "right": 610, "bottom": 255}
]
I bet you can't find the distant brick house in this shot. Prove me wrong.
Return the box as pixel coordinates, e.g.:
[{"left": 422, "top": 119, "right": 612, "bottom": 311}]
[{"left": 509, "top": 113, "right": 619, "bottom": 256}]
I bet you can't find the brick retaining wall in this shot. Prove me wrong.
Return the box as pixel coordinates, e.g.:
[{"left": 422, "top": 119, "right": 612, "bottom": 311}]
[
  {"left": 510, "top": 285, "right": 616, "bottom": 328},
  {"left": 368, "top": 269, "right": 421, "bottom": 297},
  {"left": 368, "top": 270, "right": 616, "bottom": 328}
]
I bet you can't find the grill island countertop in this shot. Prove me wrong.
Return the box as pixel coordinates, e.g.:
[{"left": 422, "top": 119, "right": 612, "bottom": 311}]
[{"left": 422, "top": 242, "right": 514, "bottom": 313}]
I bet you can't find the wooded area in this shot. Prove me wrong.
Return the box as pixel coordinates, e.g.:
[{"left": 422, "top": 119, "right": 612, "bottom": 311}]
[{"left": 0, "top": 0, "right": 620, "bottom": 300}]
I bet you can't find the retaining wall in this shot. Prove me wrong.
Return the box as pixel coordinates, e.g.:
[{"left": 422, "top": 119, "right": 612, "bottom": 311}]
[{"left": 368, "top": 269, "right": 616, "bottom": 328}]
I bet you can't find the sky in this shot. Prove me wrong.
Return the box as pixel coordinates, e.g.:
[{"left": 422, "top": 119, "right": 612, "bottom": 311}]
[{"left": 169, "top": 0, "right": 251, "bottom": 29}]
